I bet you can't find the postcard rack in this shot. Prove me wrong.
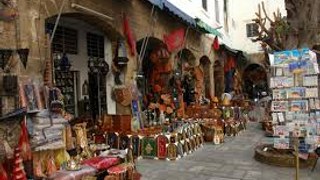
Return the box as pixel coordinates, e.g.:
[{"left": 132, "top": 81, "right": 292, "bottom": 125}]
[{"left": 269, "top": 48, "right": 320, "bottom": 153}]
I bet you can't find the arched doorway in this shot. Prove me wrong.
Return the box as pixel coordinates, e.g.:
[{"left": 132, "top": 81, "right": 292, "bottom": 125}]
[
  {"left": 136, "top": 37, "right": 171, "bottom": 96},
  {"left": 176, "top": 48, "right": 196, "bottom": 77},
  {"left": 199, "top": 56, "right": 211, "bottom": 100},
  {"left": 243, "top": 63, "right": 268, "bottom": 100},
  {"left": 45, "top": 12, "right": 122, "bottom": 119}
]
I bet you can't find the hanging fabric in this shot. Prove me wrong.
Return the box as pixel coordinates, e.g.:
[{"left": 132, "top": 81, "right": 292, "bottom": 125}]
[
  {"left": 123, "top": 13, "right": 136, "bottom": 56},
  {"left": 164, "top": 28, "right": 185, "bottom": 52},
  {"left": 18, "top": 117, "right": 32, "bottom": 161},
  {"left": 17, "top": 49, "right": 29, "bottom": 69},
  {"left": 212, "top": 36, "right": 220, "bottom": 50}
]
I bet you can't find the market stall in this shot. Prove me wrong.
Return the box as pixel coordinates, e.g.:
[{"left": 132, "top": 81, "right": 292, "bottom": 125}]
[{"left": 255, "top": 48, "right": 320, "bottom": 168}]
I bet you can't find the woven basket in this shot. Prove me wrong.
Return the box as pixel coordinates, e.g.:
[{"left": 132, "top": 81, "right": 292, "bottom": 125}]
[{"left": 113, "top": 86, "right": 132, "bottom": 107}]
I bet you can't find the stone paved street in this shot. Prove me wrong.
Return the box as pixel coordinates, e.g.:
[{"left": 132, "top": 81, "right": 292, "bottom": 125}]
[{"left": 136, "top": 122, "right": 320, "bottom": 180}]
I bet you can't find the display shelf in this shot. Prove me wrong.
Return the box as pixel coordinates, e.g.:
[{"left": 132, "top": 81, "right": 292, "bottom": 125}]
[
  {"left": 267, "top": 49, "right": 320, "bottom": 163},
  {"left": 54, "top": 70, "right": 79, "bottom": 116}
]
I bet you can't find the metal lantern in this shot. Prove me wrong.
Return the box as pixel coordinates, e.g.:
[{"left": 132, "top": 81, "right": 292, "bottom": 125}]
[
  {"left": 115, "top": 40, "right": 129, "bottom": 69},
  {"left": 88, "top": 57, "right": 109, "bottom": 75}
]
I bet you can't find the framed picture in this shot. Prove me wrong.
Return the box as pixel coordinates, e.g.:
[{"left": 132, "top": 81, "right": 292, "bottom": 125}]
[
  {"left": 156, "top": 135, "right": 168, "bottom": 159},
  {"left": 131, "top": 135, "right": 141, "bottom": 158},
  {"left": 119, "top": 134, "right": 131, "bottom": 150},
  {"left": 177, "top": 142, "right": 184, "bottom": 158},
  {"left": 141, "top": 137, "right": 156, "bottom": 158},
  {"left": 108, "top": 132, "right": 119, "bottom": 149},
  {"left": 167, "top": 143, "right": 177, "bottom": 160}
]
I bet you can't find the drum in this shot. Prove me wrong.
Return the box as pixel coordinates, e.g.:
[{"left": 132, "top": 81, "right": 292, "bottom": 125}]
[{"left": 107, "top": 166, "right": 127, "bottom": 180}]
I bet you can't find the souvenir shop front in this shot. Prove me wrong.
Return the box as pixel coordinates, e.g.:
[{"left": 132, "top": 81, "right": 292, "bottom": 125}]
[
  {"left": 0, "top": 10, "right": 142, "bottom": 180},
  {"left": 0, "top": 1, "right": 254, "bottom": 179}
]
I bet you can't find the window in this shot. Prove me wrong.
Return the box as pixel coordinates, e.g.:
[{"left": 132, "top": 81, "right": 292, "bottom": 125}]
[
  {"left": 202, "top": 0, "right": 207, "bottom": 11},
  {"left": 223, "top": 0, "right": 229, "bottom": 33},
  {"left": 215, "top": 0, "right": 220, "bottom": 23},
  {"left": 246, "top": 23, "right": 259, "bottom": 37},
  {"left": 47, "top": 24, "right": 78, "bottom": 54},
  {"left": 87, "top": 33, "right": 104, "bottom": 58}
]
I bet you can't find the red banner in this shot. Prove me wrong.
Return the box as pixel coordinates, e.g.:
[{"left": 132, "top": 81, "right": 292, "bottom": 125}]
[
  {"left": 19, "top": 117, "right": 32, "bottom": 161},
  {"left": 164, "top": 28, "right": 185, "bottom": 52},
  {"left": 212, "top": 36, "right": 220, "bottom": 50},
  {"left": 123, "top": 14, "right": 136, "bottom": 56}
]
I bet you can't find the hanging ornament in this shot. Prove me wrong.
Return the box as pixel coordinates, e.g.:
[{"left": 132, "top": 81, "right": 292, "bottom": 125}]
[
  {"left": 18, "top": 117, "right": 32, "bottom": 161},
  {"left": 0, "top": 164, "right": 8, "bottom": 180},
  {"left": 212, "top": 36, "right": 220, "bottom": 51},
  {"left": 11, "top": 147, "right": 27, "bottom": 180},
  {"left": 17, "top": 49, "right": 29, "bottom": 69}
]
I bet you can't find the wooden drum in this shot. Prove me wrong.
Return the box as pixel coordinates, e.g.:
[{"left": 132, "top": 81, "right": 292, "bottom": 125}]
[{"left": 107, "top": 166, "right": 127, "bottom": 180}]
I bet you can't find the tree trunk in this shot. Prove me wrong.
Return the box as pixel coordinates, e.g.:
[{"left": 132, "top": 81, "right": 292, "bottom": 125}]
[{"left": 285, "top": 0, "right": 320, "bottom": 49}]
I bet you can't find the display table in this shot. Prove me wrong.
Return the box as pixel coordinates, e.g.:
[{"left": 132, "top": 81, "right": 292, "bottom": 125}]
[
  {"left": 48, "top": 165, "right": 96, "bottom": 180},
  {"left": 48, "top": 157, "right": 120, "bottom": 180}
]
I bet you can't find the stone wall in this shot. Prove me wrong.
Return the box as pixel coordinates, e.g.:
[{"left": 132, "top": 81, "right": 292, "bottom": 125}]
[{"left": 0, "top": 0, "right": 216, "bottom": 114}]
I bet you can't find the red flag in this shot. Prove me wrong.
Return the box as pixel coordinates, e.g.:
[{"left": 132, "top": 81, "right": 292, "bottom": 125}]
[
  {"left": 123, "top": 14, "right": 136, "bottom": 56},
  {"left": 164, "top": 28, "right": 185, "bottom": 52},
  {"left": 19, "top": 117, "right": 32, "bottom": 161},
  {"left": 212, "top": 36, "right": 220, "bottom": 50}
]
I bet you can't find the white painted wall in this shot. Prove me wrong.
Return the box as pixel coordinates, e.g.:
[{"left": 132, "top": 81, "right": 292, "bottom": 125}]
[
  {"left": 227, "top": 0, "right": 287, "bottom": 53},
  {"left": 52, "top": 17, "right": 116, "bottom": 114}
]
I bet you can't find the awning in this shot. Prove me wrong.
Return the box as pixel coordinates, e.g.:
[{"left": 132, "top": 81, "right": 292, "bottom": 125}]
[
  {"left": 146, "top": 0, "right": 164, "bottom": 9},
  {"left": 195, "top": 18, "right": 222, "bottom": 37},
  {"left": 146, "top": 0, "right": 196, "bottom": 27},
  {"left": 162, "top": 1, "right": 196, "bottom": 27}
]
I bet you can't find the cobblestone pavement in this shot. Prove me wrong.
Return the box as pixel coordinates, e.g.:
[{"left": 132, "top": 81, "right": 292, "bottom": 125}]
[{"left": 136, "top": 122, "right": 320, "bottom": 180}]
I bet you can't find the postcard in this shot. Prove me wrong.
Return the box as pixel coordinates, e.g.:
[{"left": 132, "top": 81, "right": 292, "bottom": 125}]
[
  {"left": 274, "top": 137, "right": 290, "bottom": 149},
  {"left": 274, "top": 125, "right": 289, "bottom": 136},
  {"left": 271, "top": 101, "right": 288, "bottom": 112},
  {"left": 287, "top": 87, "right": 305, "bottom": 99},
  {"left": 271, "top": 77, "right": 294, "bottom": 88},
  {"left": 272, "top": 89, "right": 287, "bottom": 100},
  {"left": 305, "top": 88, "right": 318, "bottom": 98},
  {"left": 289, "top": 100, "right": 308, "bottom": 112},
  {"left": 303, "top": 76, "right": 318, "bottom": 86}
]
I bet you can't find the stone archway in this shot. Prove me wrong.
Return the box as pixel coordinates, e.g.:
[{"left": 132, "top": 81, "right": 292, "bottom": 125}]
[
  {"left": 214, "top": 60, "right": 224, "bottom": 98},
  {"left": 199, "top": 56, "right": 211, "bottom": 99},
  {"left": 176, "top": 48, "right": 196, "bottom": 74},
  {"left": 45, "top": 12, "right": 124, "bottom": 118},
  {"left": 136, "top": 37, "right": 171, "bottom": 96},
  {"left": 243, "top": 63, "right": 268, "bottom": 99}
]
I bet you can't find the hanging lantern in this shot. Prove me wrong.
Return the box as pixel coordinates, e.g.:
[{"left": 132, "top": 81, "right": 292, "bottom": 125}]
[{"left": 115, "top": 40, "right": 129, "bottom": 69}]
